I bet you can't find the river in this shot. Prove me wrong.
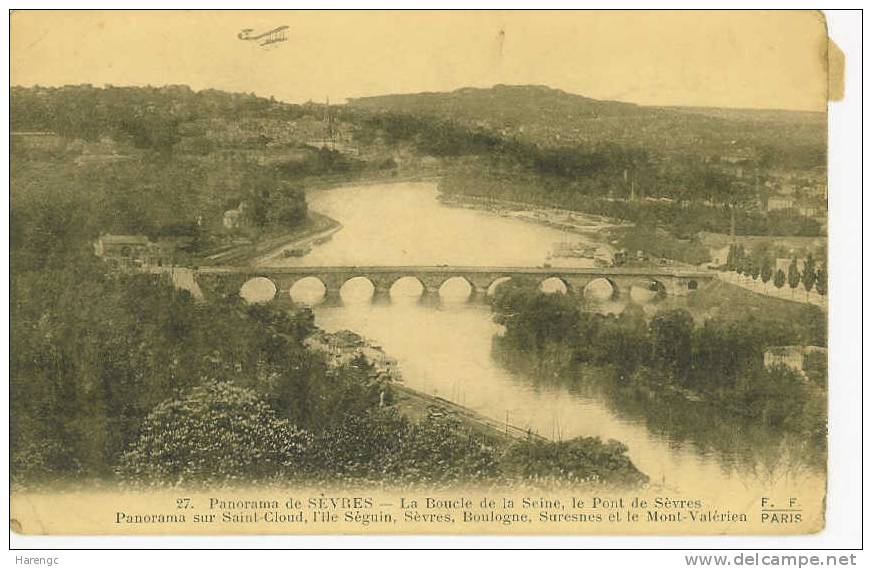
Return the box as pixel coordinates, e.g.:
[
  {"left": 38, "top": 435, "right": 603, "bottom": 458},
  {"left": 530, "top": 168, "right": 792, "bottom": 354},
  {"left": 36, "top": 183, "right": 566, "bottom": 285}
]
[{"left": 263, "top": 181, "right": 825, "bottom": 501}]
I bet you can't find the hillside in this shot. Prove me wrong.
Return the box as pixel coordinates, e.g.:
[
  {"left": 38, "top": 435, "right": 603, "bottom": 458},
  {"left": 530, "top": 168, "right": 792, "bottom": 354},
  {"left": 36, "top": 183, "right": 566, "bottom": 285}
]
[
  {"left": 346, "top": 84, "right": 827, "bottom": 239},
  {"left": 10, "top": 83, "right": 827, "bottom": 245},
  {"left": 349, "top": 84, "right": 644, "bottom": 124},
  {"left": 348, "top": 84, "right": 826, "bottom": 169}
]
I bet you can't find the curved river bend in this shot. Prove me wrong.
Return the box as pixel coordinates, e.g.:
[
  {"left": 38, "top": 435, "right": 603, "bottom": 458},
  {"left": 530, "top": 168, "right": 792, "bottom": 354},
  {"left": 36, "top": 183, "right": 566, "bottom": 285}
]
[{"left": 265, "top": 181, "right": 824, "bottom": 501}]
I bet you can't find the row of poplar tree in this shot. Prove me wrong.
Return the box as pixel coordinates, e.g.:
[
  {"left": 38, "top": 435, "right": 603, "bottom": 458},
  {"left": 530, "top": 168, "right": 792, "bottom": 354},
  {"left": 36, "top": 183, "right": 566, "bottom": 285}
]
[{"left": 724, "top": 244, "right": 827, "bottom": 296}]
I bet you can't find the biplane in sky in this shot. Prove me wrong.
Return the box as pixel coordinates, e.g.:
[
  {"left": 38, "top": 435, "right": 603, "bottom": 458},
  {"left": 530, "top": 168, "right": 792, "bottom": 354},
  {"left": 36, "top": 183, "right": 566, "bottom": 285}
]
[{"left": 237, "top": 25, "right": 289, "bottom": 47}]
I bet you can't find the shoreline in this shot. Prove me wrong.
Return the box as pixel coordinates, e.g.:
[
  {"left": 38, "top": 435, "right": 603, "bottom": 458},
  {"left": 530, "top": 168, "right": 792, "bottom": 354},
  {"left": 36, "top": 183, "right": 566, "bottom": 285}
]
[
  {"left": 200, "top": 211, "right": 342, "bottom": 267},
  {"left": 437, "top": 192, "right": 628, "bottom": 265},
  {"left": 390, "top": 383, "right": 547, "bottom": 446},
  {"left": 303, "top": 328, "right": 546, "bottom": 447},
  {"left": 437, "top": 192, "right": 631, "bottom": 237},
  {"left": 252, "top": 213, "right": 343, "bottom": 267}
]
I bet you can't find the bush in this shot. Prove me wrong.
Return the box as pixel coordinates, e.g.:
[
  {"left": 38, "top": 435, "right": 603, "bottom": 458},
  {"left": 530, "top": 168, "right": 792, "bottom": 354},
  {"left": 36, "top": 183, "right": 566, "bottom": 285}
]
[
  {"left": 502, "top": 437, "right": 648, "bottom": 486},
  {"left": 117, "top": 380, "right": 311, "bottom": 485},
  {"left": 306, "top": 409, "right": 500, "bottom": 484}
]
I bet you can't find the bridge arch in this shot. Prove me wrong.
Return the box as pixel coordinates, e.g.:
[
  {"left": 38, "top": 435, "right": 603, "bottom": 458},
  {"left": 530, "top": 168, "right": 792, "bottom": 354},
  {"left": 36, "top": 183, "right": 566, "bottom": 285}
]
[
  {"left": 239, "top": 276, "right": 277, "bottom": 304},
  {"left": 289, "top": 276, "right": 327, "bottom": 305},
  {"left": 539, "top": 276, "right": 569, "bottom": 295},
  {"left": 340, "top": 276, "right": 375, "bottom": 303},
  {"left": 487, "top": 276, "right": 513, "bottom": 297},
  {"left": 439, "top": 276, "right": 474, "bottom": 303},
  {"left": 583, "top": 277, "right": 617, "bottom": 301},
  {"left": 389, "top": 276, "right": 425, "bottom": 301}
]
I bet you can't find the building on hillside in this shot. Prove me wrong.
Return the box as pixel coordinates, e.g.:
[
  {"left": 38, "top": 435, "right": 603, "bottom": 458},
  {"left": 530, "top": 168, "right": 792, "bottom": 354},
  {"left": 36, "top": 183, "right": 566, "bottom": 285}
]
[
  {"left": 70, "top": 135, "right": 131, "bottom": 166},
  {"left": 797, "top": 203, "right": 826, "bottom": 218},
  {"left": 304, "top": 140, "right": 360, "bottom": 156},
  {"left": 708, "top": 245, "right": 732, "bottom": 267},
  {"left": 763, "top": 346, "right": 827, "bottom": 380},
  {"left": 223, "top": 202, "right": 246, "bottom": 230},
  {"left": 93, "top": 234, "right": 152, "bottom": 265},
  {"left": 93, "top": 234, "right": 187, "bottom": 267},
  {"left": 767, "top": 196, "right": 796, "bottom": 211},
  {"left": 11, "top": 131, "right": 65, "bottom": 152}
]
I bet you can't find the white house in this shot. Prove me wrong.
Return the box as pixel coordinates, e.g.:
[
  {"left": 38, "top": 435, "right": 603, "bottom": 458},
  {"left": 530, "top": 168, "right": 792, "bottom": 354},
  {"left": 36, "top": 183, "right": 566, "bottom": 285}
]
[
  {"left": 763, "top": 345, "right": 827, "bottom": 380},
  {"left": 223, "top": 202, "right": 246, "bottom": 230}
]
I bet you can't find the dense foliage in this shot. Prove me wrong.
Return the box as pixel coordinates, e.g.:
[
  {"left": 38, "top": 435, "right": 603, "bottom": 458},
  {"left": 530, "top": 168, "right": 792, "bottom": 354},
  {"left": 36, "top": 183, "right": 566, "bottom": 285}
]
[
  {"left": 440, "top": 168, "right": 822, "bottom": 239},
  {"left": 11, "top": 85, "right": 303, "bottom": 147},
  {"left": 490, "top": 284, "right": 826, "bottom": 440}
]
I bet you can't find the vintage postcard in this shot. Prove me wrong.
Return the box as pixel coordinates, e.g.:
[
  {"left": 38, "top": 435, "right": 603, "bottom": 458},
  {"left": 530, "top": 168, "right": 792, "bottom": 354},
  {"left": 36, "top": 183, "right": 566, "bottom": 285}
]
[{"left": 10, "top": 10, "right": 834, "bottom": 535}]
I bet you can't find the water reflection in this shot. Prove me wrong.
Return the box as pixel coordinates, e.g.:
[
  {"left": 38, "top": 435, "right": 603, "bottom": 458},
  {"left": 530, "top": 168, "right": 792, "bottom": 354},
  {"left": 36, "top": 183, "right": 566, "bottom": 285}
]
[
  {"left": 314, "top": 300, "right": 824, "bottom": 500},
  {"left": 492, "top": 342, "right": 826, "bottom": 487}
]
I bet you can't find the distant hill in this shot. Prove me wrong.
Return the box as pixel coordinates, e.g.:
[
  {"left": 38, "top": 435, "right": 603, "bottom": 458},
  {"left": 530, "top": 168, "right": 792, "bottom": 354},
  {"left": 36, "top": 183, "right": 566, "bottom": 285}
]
[
  {"left": 658, "top": 105, "right": 826, "bottom": 124},
  {"left": 349, "top": 84, "right": 645, "bottom": 125},
  {"left": 347, "top": 84, "right": 826, "bottom": 169}
]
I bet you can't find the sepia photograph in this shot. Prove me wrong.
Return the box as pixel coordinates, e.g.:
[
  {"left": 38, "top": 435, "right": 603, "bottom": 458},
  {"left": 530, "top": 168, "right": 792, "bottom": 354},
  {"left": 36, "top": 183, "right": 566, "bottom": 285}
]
[{"left": 7, "top": 8, "right": 858, "bottom": 544}]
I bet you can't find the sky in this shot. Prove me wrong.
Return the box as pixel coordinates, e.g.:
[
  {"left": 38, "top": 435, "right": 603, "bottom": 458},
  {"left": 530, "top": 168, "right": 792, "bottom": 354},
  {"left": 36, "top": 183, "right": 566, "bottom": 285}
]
[{"left": 11, "top": 10, "right": 829, "bottom": 111}]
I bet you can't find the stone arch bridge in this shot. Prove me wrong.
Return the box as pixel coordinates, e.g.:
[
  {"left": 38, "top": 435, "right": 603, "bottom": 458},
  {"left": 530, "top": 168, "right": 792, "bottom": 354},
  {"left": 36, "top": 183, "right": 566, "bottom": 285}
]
[{"left": 195, "top": 265, "right": 715, "bottom": 305}]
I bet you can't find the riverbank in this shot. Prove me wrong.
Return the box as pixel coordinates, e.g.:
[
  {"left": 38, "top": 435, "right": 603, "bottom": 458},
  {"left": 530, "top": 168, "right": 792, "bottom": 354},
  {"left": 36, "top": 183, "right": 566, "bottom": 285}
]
[
  {"left": 437, "top": 192, "right": 632, "bottom": 267},
  {"left": 303, "top": 326, "right": 648, "bottom": 486},
  {"left": 391, "top": 383, "right": 546, "bottom": 446},
  {"left": 252, "top": 213, "right": 343, "bottom": 267},
  {"left": 200, "top": 211, "right": 342, "bottom": 267},
  {"left": 303, "top": 328, "right": 544, "bottom": 447},
  {"left": 438, "top": 193, "right": 630, "bottom": 236}
]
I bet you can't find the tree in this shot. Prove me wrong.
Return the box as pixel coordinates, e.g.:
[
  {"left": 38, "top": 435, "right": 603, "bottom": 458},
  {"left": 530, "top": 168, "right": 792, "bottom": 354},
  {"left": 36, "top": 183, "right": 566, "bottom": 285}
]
[
  {"left": 774, "top": 268, "right": 786, "bottom": 289},
  {"left": 650, "top": 309, "right": 695, "bottom": 381},
  {"left": 815, "top": 264, "right": 828, "bottom": 296},
  {"left": 801, "top": 254, "right": 817, "bottom": 297},
  {"left": 760, "top": 258, "right": 773, "bottom": 290},
  {"left": 492, "top": 286, "right": 581, "bottom": 353},
  {"left": 734, "top": 244, "right": 747, "bottom": 274},
  {"left": 750, "top": 261, "right": 761, "bottom": 281},
  {"left": 738, "top": 255, "right": 751, "bottom": 277},
  {"left": 268, "top": 184, "right": 308, "bottom": 227},
  {"left": 787, "top": 257, "right": 801, "bottom": 291},
  {"left": 726, "top": 244, "right": 738, "bottom": 270}
]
